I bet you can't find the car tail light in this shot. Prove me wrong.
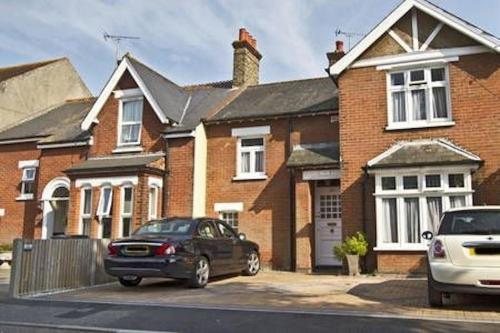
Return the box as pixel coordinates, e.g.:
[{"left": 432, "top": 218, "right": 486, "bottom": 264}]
[
  {"left": 432, "top": 239, "right": 446, "bottom": 258},
  {"left": 108, "top": 243, "right": 119, "bottom": 256},
  {"left": 155, "top": 243, "right": 176, "bottom": 256}
]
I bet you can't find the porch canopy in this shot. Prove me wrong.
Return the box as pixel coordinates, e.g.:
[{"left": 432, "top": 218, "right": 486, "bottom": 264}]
[
  {"left": 366, "top": 139, "right": 482, "bottom": 170},
  {"left": 287, "top": 142, "right": 340, "bottom": 169},
  {"left": 65, "top": 153, "right": 165, "bottom": 175}
]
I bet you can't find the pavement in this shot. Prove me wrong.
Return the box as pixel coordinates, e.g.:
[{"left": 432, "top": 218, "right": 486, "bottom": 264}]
[{"left": 32, "top": 271, "right": 500, "bottom": 323}]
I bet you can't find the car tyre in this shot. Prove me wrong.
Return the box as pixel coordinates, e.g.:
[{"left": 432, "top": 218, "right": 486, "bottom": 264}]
[
  {"left": 188, "top": 256, "right": 210, "bottom": 288},
  {"left": 242, "top": 251, "right": 260, "bottom": 276},
  {"left": 428, "top": 273, "right": 443, "bottom": 307},
  {"left": 118, "top": 276, "right": 142, "bottom": 287}
]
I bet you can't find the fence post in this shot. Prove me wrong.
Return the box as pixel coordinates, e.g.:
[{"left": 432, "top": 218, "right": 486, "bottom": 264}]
[
  {"left": 90, "top": 239, "right": 97, "bottom": 286},
  {"left": 9, "top": 239, "right": 23, "bottom": 298}
]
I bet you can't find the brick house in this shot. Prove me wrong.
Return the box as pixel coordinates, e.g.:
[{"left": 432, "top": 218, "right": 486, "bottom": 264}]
[
  {"left": 328, "top": 0, "right": 500, "bottom": 273},
  {"left": 0, "top": 28, "right": 338, "bottom": 274}
]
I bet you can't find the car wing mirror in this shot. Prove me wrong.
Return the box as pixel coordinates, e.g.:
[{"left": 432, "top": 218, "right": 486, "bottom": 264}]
[
  {"left": 238, "top": 233, "right": 246, "bottom": 241},
  {"left": 422, "top": 231, "right": 434, "bottom": 241}
]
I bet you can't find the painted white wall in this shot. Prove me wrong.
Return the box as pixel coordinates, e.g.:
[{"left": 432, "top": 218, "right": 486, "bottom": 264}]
[{"left": 192, "top": 124, "right": 207, "bottom": 217}]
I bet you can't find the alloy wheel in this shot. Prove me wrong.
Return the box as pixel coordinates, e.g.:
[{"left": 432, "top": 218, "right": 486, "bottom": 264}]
[
  {"left": 196, "top": 258, "right": 209, "bottom": 285},
  {"left": 248, "top": 253, "right": 260, "bottom": 274}
]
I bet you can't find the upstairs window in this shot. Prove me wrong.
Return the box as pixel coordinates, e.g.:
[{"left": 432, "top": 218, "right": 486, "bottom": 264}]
[
  {"left": 119, "top": 98, "right": 143, "bottom": 145},
  {"left": 237, "top": 137, "right": 265, "bottom": 178},
  {"left": 20, "top": 168, "right": 36, "bottom": 198},
  {"left": 387, "top": 67, "right": 451, "bottom": 129}
]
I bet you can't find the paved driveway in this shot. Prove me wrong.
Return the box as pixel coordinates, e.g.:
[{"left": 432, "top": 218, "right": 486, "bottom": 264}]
[{"left": 35, "top": 271, "right": 500, "bottom": 323}]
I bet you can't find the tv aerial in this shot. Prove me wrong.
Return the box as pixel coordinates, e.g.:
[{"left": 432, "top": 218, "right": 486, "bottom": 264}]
[
  {"left": 335, "top": 29, "right": 365, "bottom": 51},
  {"left": 103, "top": 32, "right": 140, "bottom": 61}
]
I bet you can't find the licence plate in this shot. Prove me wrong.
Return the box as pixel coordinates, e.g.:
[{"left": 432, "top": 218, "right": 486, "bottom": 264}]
[{"left": 122, "top": 275, "right": 138, "bottom": 281}]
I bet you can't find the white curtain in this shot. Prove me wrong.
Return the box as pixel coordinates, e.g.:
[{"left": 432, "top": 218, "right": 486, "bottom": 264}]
[
  {"left": 121, "top": 124, "right": 140, "bottom": 143},
  {"left": 241, "top": 152, "right": 250, "bottom": 173},
  {"left": 432, "top": 87, "right": 448, "bottom": 118},
  {"left": 383, "top": 198, "right": 398, "bottom": 243},
  {"left": 123, "top": 100, "right": 142, "bottom": 122},
  {"left": 405, "top": 198, "right": 420, "bottom": 243},
  {"left": 450, "top": 196, "right": 466, "bottom": 209},
  {"left": 255, "top": 151, "right": 263, "bottom": 172},
  {"left": 412, "top": 89, "right": 426, "bottom": 120},
  {"left": 392, "top": 92, "right": 406, "bottom": 122},
  {"left": 427, "top": 197, "right": 442, "bottom": 233}
]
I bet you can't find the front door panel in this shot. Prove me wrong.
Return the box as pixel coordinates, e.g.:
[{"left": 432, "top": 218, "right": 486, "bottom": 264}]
[{"left": 315, "top": 184, "right": 342, "bottom": 266}]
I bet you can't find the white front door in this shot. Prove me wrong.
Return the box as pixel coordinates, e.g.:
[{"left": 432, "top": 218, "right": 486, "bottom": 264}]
[{"left": 315, "top": 183, "right": 342, "bottom": 266}]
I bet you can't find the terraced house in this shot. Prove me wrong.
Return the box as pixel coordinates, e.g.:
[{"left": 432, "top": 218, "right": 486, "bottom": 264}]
[{"left": 0, "top": 0, "right": 498, "bottom": 274}]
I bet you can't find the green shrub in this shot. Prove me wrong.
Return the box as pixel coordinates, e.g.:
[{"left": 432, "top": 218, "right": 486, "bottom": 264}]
[
  {"left": 0, "top": 243, "right": 13, "bottom": 252},
  {"left": 334, "top": 232, "right": 368, "bottom": 260}
]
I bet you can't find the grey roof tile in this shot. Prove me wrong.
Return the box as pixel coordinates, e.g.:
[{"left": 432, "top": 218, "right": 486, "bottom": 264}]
[
  {"left": 287, "top": 142, "right": 340, "bottom": 168},
  {"left": 208, "top": 77, "right": 338, "bottom": 122},
  {"left": 66, "top": 153, "right": 164, "bottom": 172}
]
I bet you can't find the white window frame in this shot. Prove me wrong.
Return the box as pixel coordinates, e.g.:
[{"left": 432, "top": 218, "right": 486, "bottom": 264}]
[
  {"left": 219, "top": 211, "right": 239, "bottom": 231},
  {"left": 119, "top": 185, "right": 134, "bottom": 237},
  {"left": 386, "top": 66, "right": 453, "bottom": 130},
  {"left": 96, "top": 186, "right": 113, "bottom": 239},
  {"left": 117, "top": 96, "right": 144, "bottom": 147},
  {"left": 148, "top": 186, "right": 159, "bottom": 220},
  {"left": 79, "top": 187, "right": 93, "bottom": 236},
  {"left": 18, "top": 167, "right": 36, "bottom": 200},
  {"left": 234, "top": 136, "right": 267, "bottom": 180},
  {"left": 373, "top": 167, "right": 473, "bottom": 251}
]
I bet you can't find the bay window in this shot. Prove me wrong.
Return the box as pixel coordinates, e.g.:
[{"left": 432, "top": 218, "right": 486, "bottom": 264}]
[
  {"left": 80, "top": 187, "right": 92, "bottom": 236},
  {"left": 387, "top": 66, "right": 451, "bottom": 129},
  {"left": 374, "top": 169, "right": 473, "bottom": 250},
  {"left": 120, "top": 186, "right": 133, "bottom": 237},
  {"left": 97, "top": 186, "right": 113, "bottom": 238},
  {"left": 148, "top": 186, "right": 158, "bottom": 220}
]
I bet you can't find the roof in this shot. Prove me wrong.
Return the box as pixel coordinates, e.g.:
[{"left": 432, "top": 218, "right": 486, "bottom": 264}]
[
  {"left": 287, "top": 142, "right": 340, "bottom": 168},
  {"left": 65, "top": 153, "right": 164, "bottom": 173},
  {"left": 208, "top": 77, "right": 337, "bottom": 122},
  {"left": 0, "top": 98, "right": 95, "bottom": 144},
  {"left": 126, "top": 56, "right": 189, "bottom": 123},
  {"left": 0, "top": 58, "right": 62, "bottom": 83},
  {"left": 367, "top": 139, "right": 482, "bottom": 169},
  {"left": 329, "top": 0, "right": 500, "bottom": 76}
]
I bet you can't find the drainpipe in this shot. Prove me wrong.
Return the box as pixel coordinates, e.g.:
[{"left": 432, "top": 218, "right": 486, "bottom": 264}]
[
  {"left": 163, "top": 138, "right": 170, "bottom": 217},
  {"left": 361, "top": 166, "right": 369, "bottom": 272},
  {"left": 287, "top": 118, "right": 297, "bottom": 271}
]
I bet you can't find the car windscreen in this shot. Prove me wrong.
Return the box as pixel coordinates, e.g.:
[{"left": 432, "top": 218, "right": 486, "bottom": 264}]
[
  {"left": 134, "top": 219, "right": 194, "bottom": 236},
  {"left": 439, "top": 211, "right": 500, "bottom": 235}
]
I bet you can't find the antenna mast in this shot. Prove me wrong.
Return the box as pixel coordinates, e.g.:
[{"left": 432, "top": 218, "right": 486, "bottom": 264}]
[
  {"left": 103, "top": 32, "right": 140, "bottom": 61},
  {"left": 335, "top": 29, "right": 365, "bottom": 51}
]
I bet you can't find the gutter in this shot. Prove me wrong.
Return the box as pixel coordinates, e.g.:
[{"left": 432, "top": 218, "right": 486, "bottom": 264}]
[
  {"left": 37, "top": 138, "right": 93, "bottom": 149},
  {"left": 0, "top": 137, "right": 43, "bottom": 145}
]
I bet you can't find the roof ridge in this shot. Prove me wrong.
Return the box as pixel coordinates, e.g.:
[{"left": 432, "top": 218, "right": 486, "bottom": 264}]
[
  {"left": 183, "top": 79, "right": 233, "bottom": 90},
  {"left": 0, "top": 57, "right": 66, "bottom": 72},
  {"left": 246, "top": 76, "right": 331, "bottom": 88}
]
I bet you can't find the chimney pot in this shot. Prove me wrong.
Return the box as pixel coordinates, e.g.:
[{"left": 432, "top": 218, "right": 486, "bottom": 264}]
[{"left": 335, "top": 40, "right": 344, "bottom": 53}]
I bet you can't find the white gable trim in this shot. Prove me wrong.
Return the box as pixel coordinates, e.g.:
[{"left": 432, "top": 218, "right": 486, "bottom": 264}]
[
  {"left": 81, "top": 58, "right": 168, "bottom": 130},
  {"left": 420, "top": 22, "right": 444, "bottom": 51},
  {"left": 353, "top": 45, "right": 489, "bottom": 70},
  {"left": 388, "top": 30, "right": 413, "bottom": 53},
  {"left": 329, "top": 0, "right": 500, "bottom": 76}
]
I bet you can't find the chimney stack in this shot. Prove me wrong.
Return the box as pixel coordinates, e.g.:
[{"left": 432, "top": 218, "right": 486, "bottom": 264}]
[
  {"left": 232, "top": 28, "right": 262, "bottom": 87},
  {"left": 326, "top": 40, "right": 345, "bottom": 67}
]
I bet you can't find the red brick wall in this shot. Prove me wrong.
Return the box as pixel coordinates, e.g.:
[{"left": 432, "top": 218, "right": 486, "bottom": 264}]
[
  {"left": 205, "top": 115, "right": 338, "bottom": 270},
  {"left": 0, "top": 143, "right": 40, "bottom": 243},
  {"left": 167, "top": 138, "right": 194, "bottom": 217},
  {"left": 90, "top": 70, "right": 164, "bottom": 157},
  {"left": 338, "top": 53, "right": 500, "bottom": 272}
]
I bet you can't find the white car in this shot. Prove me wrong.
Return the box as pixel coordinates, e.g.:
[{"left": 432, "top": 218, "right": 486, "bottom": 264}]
[{"left": 423, "top": 207, "right": 500, "bottom": 307}]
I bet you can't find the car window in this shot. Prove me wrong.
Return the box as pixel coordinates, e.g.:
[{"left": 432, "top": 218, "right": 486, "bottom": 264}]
[
  {"left": 216, "top": 221, "right": 237, "bottom": 239},
  {"left": 134, "top": 219, "right": 194, "bottom": 235},
  {"left": 198, "top": 222, "right": 217, "bottom": 239},
  {"left": 439, "top": 211, "right": 500, "bottom": 235}
]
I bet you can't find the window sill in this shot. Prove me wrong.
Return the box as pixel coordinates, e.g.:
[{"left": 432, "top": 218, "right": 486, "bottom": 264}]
[
  {"left": 232, "top": 175, "right": 268, "bottom": 181},
  {"left": 112, "top": 146, "right": 144, "bottom": 154},
  {"left": 16, "top": 194, "right": 34, "bottom": 201},
  {"left": 385, "top": 121, "right": 455, "bottom": 131},
  {"left": 374, "top": 245, "right": 428, "bottom": 252}
]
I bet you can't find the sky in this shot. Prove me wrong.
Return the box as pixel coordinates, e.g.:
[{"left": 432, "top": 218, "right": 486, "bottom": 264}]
[{"left": 0, "top": 0, "right": 498, "bottom": 95}]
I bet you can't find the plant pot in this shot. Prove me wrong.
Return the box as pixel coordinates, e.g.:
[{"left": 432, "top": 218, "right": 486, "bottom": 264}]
[{"left": 345, "top": 254, "right": 360, "bottom": 276}]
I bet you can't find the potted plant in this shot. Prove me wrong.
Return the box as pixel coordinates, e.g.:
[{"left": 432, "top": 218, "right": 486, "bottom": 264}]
[{"left": 334, "top": 232, "right": 368, "bottom": 276}]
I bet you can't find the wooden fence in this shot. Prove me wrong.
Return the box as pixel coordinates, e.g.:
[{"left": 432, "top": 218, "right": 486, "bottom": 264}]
[{"left": 9, "top": 239, "right": 115, "bottom": 298}]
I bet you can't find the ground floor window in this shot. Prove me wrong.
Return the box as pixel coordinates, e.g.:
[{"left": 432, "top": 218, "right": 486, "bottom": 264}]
[
  {"left": 148, "top": 186, "right": 158, "bottom": 220},
  {"left": 97, "top": 186, "right": 113, "bottom": 239},
  {"left": 80, "top": 187, "right": 92, "bottom": 236},
  {"left": 121, "top": 186, "right": 134, "bottom": 237},
  {"left": 220, "top": 211, "right": 239, "bottom": 231},
  {"left": 374, "top": 169, "right": 473, "bottom": 250}
]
